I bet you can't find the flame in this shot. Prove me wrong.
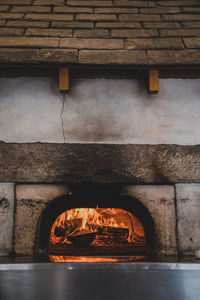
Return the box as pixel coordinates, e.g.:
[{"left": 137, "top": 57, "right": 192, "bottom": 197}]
[
  {"left": 49, "top": 207, "right": 145, "bottom": 252},
  {"left": 49, "top": 255, "right": 146, "bottom": 263}
]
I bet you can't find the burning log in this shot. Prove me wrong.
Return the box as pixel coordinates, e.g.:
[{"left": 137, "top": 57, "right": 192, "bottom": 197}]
[
  {"left": 87, "top": 224, "right": 129, "bottom": 241},
  {"left": 68, "top": 231, "right": 96, "bottom": 247},
  {"left": 67, "top": 224, "right": 129, "bottom": 247},
  {"left": 54, "top": 218, "right": 82, "bottom": 237}
]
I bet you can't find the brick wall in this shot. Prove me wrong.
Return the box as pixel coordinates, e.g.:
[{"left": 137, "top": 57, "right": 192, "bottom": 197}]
[{"left": 0, "top": 0, "right": 200, "bottom": 64}]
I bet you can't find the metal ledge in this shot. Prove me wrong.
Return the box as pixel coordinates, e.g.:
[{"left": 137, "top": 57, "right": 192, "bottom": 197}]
[
  {"left": 0, "top": 261, "right": 200, "bottom": 300},
  {"left": 0, "top": 261, "right": 200, "bottom": 271}
]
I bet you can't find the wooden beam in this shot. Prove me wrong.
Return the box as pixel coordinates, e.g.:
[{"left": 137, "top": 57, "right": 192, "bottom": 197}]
[
  {"left": 59, "top": 68, "right": 69, "bottom": 91},
  {"left": 149, "top": 69, "right": 159, "bottom": 93}
]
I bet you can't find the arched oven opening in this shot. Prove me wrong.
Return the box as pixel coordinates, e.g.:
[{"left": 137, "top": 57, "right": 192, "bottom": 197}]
[{"left": 38, "top": 185, "right": 155, "bottom": 262}]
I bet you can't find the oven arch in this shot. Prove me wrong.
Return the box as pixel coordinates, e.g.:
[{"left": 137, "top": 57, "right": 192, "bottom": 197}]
[{"left": 37, "top": 184, "right": 155, "bottom": 256}]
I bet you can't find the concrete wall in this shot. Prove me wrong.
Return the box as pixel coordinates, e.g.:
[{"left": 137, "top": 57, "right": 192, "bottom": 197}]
[{"left": 0, "top": 77, "right": 200, "bottom": 144}]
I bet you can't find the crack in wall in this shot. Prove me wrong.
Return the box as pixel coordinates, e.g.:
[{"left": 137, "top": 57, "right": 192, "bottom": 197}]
[{"left": 60, "top": 93, "right": 66, "bottom": 143}]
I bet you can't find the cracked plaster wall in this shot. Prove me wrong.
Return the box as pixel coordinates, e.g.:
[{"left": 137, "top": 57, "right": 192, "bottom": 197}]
[{"left": 0, "top": 77, "right": 200, "bottom": 144}]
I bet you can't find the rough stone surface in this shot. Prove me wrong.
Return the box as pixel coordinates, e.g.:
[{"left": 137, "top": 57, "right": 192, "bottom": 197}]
[
  {"left": 0, "top": 37, "right": 59, "bottom": 48},
  {"left": 160, "top": 29, "right": 200, "bottom": 37},
  {"left": 125, "top": 38, "right": 184, "bottom": 50},
  {"left": 0, "top": 144, "right": 200, "bottom": 184},
  {"left": 25, "top": 28, "right": 73, "bottom": 37},
  {"left": 11, "top": 6, "right": 51, "bottom": 13},
  {"left": 7, "top": 20, "right": 49, "bottom": 28},
  {"left": 148, "top": 50, "right": 200, "bottom": 65},
  {"left": 122, "top": 185, "right": 177, "bottom": 255},
  {"left": 74, "top": 29, "right": 109, "bottom": 38},
  {"left": 96, "top": 22, "right": 141, "bottom": 29},
  {"left": 25, "top": 13, "right": 74, "bottom": 21},
  {"left": 0, "top": 183, "right": 14, "bottom": 256},
  {"left": 0, "top": 28, "right": 25, "bottom": 36},
  {"left": 14, "top": 184, "right": 70, "bottom": 255},
  {"left": 176, "top": 184, "right": 200, "bottom": 255},
  {"left": 0, "top": 48, "right": 78, "bottom": 63},
  {"left": 79, "top": 50, "right": 147, "bottom": 64},
  {"left": 184, "top": 38, "right": 200, "bottom": 49},
  {"left": 60, "top": 38, "right": 123, "bottom": 49},
  {"left": 111, "top": 29, "right": 158, "bottom": 38}
]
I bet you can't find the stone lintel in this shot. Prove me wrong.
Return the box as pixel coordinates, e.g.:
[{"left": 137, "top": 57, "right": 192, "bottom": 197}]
[{"left": 0, "top": 143, "right": 200, "bottom": 184}]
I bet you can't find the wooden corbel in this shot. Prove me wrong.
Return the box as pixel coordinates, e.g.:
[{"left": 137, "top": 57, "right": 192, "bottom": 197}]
[
  {"left": 148, "top": 69, "right": 159, "bottom": 93},
  {"left": 59, "top": 68, "right": 69, "bottom": 91}
]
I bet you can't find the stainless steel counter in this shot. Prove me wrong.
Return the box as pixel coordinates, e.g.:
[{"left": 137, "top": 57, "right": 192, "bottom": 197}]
[{"left": 0, "top": 262, "right": 200, "bottom": 300}]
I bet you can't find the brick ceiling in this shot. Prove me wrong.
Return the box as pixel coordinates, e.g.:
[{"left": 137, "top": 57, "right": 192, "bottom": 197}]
[{"left": 0, "top": 0, "right": 200, "bottom": 66}]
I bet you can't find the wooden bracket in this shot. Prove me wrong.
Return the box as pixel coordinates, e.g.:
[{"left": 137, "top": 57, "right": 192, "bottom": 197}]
[
  {"left": 59, "top": 68, "right": 69, "bottom": 91},
  {"left": 149, "top": 69, "right": 159, "bottom": 93}
]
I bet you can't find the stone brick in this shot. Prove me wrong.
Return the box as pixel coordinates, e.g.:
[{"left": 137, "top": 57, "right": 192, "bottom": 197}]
[
  {"left": 76, "top": 14, "right": 117, "bottom": 21},
  {"left": 60, "top": 38, "right": 123, "bottom": 49},
  {"left": 163, "top": 14, "right": 200, "bottom": 22},
  {"left": 184, "top": 38, "right": 200, "bottom": 48},
  {"left": 11, "top": 6, "right": 51, "bottom": 13},
  {"left": 182, "top": 22, "right": 200, "bottom": 28},
  {"left": 125, "top": 38, "right": 184, "bottom": 50},
  {"left": 0, "top": 183, "right": 14, "bottom": 256},
  {"left": 53, "top": 6, "right": 93, "bottom": 13},
  {"left": 67, "top": 1, "right": 113, "bottom": 7},
  {"left": 160, "top": 29, "right": 200, "bottom": 37},
  {"left": 38, "top": 48, "right": 78, "bottom": 62},
  {"left": 25, "top": 13, "right": 74, "bottom": 21},
  {"left": 114, "top": 1, "right": 156, "bottom": 7},
  {"left": 0, "top": 20, "right": 6, "bottom": 26},
  {"left": 147, "top": 50, "right": 200, "bottom": 64},
  {"left": 143, "top": 22, "right": 181, "bottom": 29},
  {"left": 119, "top": 14, "right": 161, "bottom": 21},
  {"left": 0, "top": 6, "right": 9, "bottom": 12},
  {"left": 33, "top": 0, "right": 64, "bottom": 5},
  {"left": 6, "top": 20, "right": 49, "bottom": 28},
  {"left": 0, "top": 37, "right": 59, "bottom": 48},
  {"left": 0, "top": 0, "right": 198, "bottom": 74},
  {"left": 182, "top": 7, "right": 200, "bottom": 12},
  {"left": 141, "top": 7, "right": 181, "bottom": 14},
  {"left": 0, "top": 48, "right": 40, "bottom": 63},
  {"left": 26, "top": 28, "right": 72, "bottom": 37},
  {"left": 74, "top": 29, "right": 109, "bottom": 38},
  {"left": 96, "top": 22, "right": 141, "bottom": 28},
  {"left": 0, "top": 28, "right": 24, "bottom": 36},
  {"left": 0, "top": 47, "right": 77, "bottom": 63},
  {"left": 0, "top": 0, "right": 32, "bottom": 4},
  {"left": 122, "top": 185, "right": 177, "bottom": 255},
  {"left": 157, "top": 0, "right": 200, "bottom": 6},
  {"left": 51, "top": 21, "right": 93, "bottom": 28},
  {"left": 95, "top": 7, "right": 138, "bottom": 13},
  {"left": 14, "top": 184, "right": 70, "bottom": 255},
  {"left": 79, "top": 49, "right": 147, "bottom": 64},
  {"left": 0, "top": 13, "right": 24, "bottom": 19},
  {"left": 111, "top": 29, "right": 158, "bottom": 38},
  {"left": 176, "top": 184, "right": 200, "bottom": 255}
]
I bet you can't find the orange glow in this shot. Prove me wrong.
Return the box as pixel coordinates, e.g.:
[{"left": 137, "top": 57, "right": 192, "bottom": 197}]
[
  {"left": 49, "top": 255, "right": 146, "bottom": 263},
  {"left": 49, "top": 208, "right": 145, "bottom": 255}
]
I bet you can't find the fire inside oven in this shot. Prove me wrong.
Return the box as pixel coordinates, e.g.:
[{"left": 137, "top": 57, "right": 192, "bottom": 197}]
[{"left": 48, "top": 207, "right": 146, "bottom": 259}]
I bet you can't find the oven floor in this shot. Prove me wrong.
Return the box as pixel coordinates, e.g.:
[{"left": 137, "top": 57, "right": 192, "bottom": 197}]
[{"left": 0, "top": 258, "right": 200, "bottom": 300}]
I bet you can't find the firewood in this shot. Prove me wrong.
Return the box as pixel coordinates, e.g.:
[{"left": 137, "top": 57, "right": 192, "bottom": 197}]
[
  {"left": 54, "top": 218, "right": 82, "bottom": 237},
  {"left": 87, "top": 223, "right": 129, "bottom": 241}
]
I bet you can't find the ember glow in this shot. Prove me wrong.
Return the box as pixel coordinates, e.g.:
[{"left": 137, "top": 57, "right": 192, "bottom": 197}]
[
  {"left": 49, "top": 255, "right": 146, "bottom": 263},
  {"left": 49, "top": 208, "right": 145, "bottom": 255}
]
